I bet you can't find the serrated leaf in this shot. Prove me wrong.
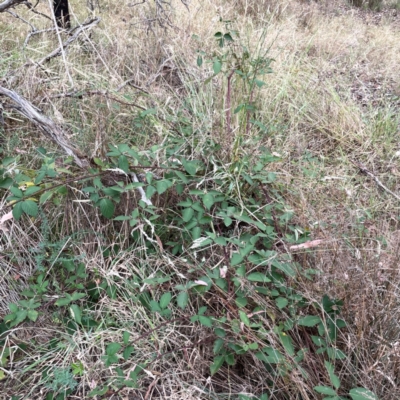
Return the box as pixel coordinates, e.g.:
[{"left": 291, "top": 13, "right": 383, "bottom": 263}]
[
  {"left": 210, "top": 355, "right": 224, "bottom": 375},
  {"left": 314, "top": 386, "right": 337, "bottom": 396},
  {"left": 70, "top": 304, "right": 82, "bottom": 324},
  {"left": 177, "top": 291, "right": 188, "bottom": 309},
  {"left": 231, "top": 253, "right": 244, "bottom": 266},
  {"left": 13, "top": 203, "right": 23, "bottom": 221},
  {"left": 156, "top": 179, "right": 172, "bottom": 195},
  {"left": 198, "top": 315, "right": 213, "bottom": 327},
  {"left": 224, "top": 216, "right": 233, "bottom": 227},
  {"left": 181, "top": 159, "right": 197, "bottom": 176},
  {"left": 123, "top": 331, "right": 130, "bottom": 345},
  {"left": 118, "top": 155, "right": 129, "bottom": 173},
  {"left": 239, "top": 310, "right": 250, "bottom": 327},
  {"left": 279, "top": 332, "right": 295, "bottom": 356},
  {"left": 39, "top": 191, "right": 53, "bottom": 204},
  {"left": 55, "top": 297, "right": 72, "bottom": 306},
  {"left": 325, "top": 361, "right": 341, "bottom": 390},
  {"left": 349, "top": 388, "right": 378, "bottom": 400},
  {"left": 27, "top": 310, "right": 38, "bottom": 322},
  {"left": 159, "top": 292, "right": 172, "bottom": 309},
  {"left": 146, "top": 186, "right": 160, "bottom": 202},
  {"left": 123, "top": 345, "right": 134, "bottom": 360},
  {"left": 9, "top": 186, "right": 23, "bottom": 198},
  {"left": 99, "top": 198, "right": 115, "bottom": 219},
  {"left": 106, "top": 342, "right": 122, "bottom": 356},
  {"left": 298, "top": 315, "right": 321, "bottom": 327},
  {"left": 202, "top": 193, "right": 214, "bottom": 210},
  {"left": 213, "top": 338, "right": 224, "bottom": 354},
  {"left": 182, "top": 207, "right": 194, "bottom": 222},
  {"left": 213, "top": 59, "right": 222, "bottom": 74},
  {"left": 276, "top": 297, "right": 288, "bottom": 309},
  {"left": 71, "top": 292, "right": 86, "bottom": 301},
  {"left": 247, "top": 272, "right": 271, "bottom": 283},
  {"left": 21, "top": 200, "right": 38, "bottom": 217},
  {"left": 24, "top": 186, "right": 41, "bottom": 196}
]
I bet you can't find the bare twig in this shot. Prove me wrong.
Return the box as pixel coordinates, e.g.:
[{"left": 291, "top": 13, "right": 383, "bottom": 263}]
[
  {"left": 46, "top": 89, "right": 146, "bottom": 110},
  {"left": 24, "top": 28, "right": 56, "bottom": 48},
  {"left": 116, "top": 78, "right": 149, "bottom": 94},
  {"left": 36, "top": 17, "right": 100, "bottom": 65},
  {"left": 23, "top": 1, "right": 52, "bottom": 21},
  {"left": 0, "top": 0, "right": 25, "bottom": 12},
  {"left": 6, "top": 9, "right": 37, "bottom": 30},
  {"left": 352, "top": 160, "right": 400, "bottom": 201}
]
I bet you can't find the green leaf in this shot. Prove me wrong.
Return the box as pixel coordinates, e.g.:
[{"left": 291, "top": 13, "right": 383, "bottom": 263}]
[
  {"left": 9, "top": 186, "right": 23, "bottom": 198},
  {"left": 213, "top": 59, "right": 222, "bottom": 74},
  {"left": 298, "top": 315, "right": 321, "bottom": 327},
  {"left": 24, "top": 186, "right": 41, "bottom": 196},
  {"left": 69, "top": 304, "right": 82, "bottom": 324},
  {"left": 198, "top": 316, "right": 213, "bottom": 327},
  {"left": 279, "top": 332, "right": 295, "bottom": 356},
  {"left": 182, "top": 207, "right": 194, "bottom": 222},
  {"left": 223, "top": 216, "right": 233, "bottom": 227},
  {"left": 21, "top": 200, "right": 38, "bottom": 217},
  {"left": 13, "top": 310, "right": 28, "bottom": 325},
  {"left": 159, "top": 292, "right": 172, "bottom": 309},
  {"left": 213, "top": 338, "right": 224, "bottom": 354},
  {"left": 12, "top": 202, "right": 23, "bottom": 220},
  {"left": 210, "top": 355, "right": 224, "bottom": 375},
  {"left": 118, "top": 155, "right": 129, "bottom": 173},
  {"left": 156, "top": 179, "right": 172, "bottom": 195},
  {"left": 55, "top": 297, "right": 72, "bottom": 306},
  {"left": 146, "top": 185, "right": 157, "bottom": 199},
  {"left": 235, "top": 297, "right": 247, "bottom": 308},
  {"left": 276, "top": 297, "right": 288, "bottom": 309},
  {"left": 314, "top": 386, "right": 337, "bottom": 396},
  {"left": 247, "top": 272, "right": 271, "bottom": 283},
  {"left": 177, "top": 291, "right": 188, "bottom": 309},
  {"left": 202, "top": 193, "right": 215, "bottom": 210},
  {"left": 99, "top": 198, "right": 115, "bottom": 219},
  {"left": 231, "top": 253, "right": 244, "bottom": 266},
  {"left": 123, "top": 345, "right": 135, "bottom": 360},
  {"left": 27, "top": 310, "right": 38, "bottom": 322},
  {"left": 349, "top": 388, "right": 378, "bottom": 400},
  {"left": 325, "top": 361, "right": 341, "bottom": 390},
  {"left": 71, "top": 292, "right": 86, "bottom": 301},
  {"left": 123, "top": 331, "right": 130, "bottom": 345},
  {"left": 271, "top": 260, "right": 296, "bottom": 278},
  {"left": 181, "top": 159, "right": 197, "bottom": 175},
  {"left": 106, "top": 342, "right": 122, "bottom": 356},
  {"left": 239, "top": 310, "right": 250, "bottom": 327},
  {"left": 39, "top": 191, "right": 53, "bottom": 204}
]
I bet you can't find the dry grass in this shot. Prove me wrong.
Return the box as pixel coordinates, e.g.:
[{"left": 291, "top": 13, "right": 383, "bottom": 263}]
[{"left": 1, "top": 0, "right": 400, "bottom": 398}]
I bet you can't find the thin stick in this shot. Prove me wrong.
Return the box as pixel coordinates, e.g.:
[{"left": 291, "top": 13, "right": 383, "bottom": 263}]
[
  {"left": 36, "top": 17, "right": 100, "bottom": 66},
  {"left": 352, "top": 160, "right": 400, "bottom": 201}
]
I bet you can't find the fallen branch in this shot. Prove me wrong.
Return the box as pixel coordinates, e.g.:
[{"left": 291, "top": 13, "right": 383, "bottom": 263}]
[
  {"left": 36, "top": 17, "right": 101, "bottom": 65},
  {"left": 0, "top": 85, "right": 154, "bottom": 205},
  {"left": 351, "top": 160, "right": 400, "bottom": 201},
  {"left": 0, "top": 85, "right": 89, "bottom": 168}
]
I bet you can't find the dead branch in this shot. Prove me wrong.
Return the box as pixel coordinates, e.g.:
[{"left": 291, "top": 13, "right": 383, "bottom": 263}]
[
  {"left": 23, "top": 1, "right": 52, "bottom": 21},
  {"left": 46, "top": 89, "right": 146, "bottom": 110},
  {"left": 36, "top": 17, "right": 100, "bottom": 65},
  {"left": 0, "top": 85, "right": 90, "bottom": 168},
  {"left": 0, "top": 86, "right": 153, "bottom": 204},
  {"left": 0, "top": 0, "right": 25, "bottom": 12},
  {"left": 352, "top": 160, "right": 400, "bottom": 201},
  {"left": 6, "top": 9, "right": 37, "bottom": 30}
]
